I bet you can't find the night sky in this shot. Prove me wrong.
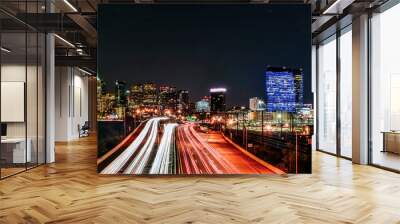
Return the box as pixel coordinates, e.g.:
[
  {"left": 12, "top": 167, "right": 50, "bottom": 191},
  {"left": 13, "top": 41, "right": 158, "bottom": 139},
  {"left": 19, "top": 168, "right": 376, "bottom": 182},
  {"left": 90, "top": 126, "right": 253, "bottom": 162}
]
[{"left": 98, "top": 4, "right": 312, "bottom": 107}]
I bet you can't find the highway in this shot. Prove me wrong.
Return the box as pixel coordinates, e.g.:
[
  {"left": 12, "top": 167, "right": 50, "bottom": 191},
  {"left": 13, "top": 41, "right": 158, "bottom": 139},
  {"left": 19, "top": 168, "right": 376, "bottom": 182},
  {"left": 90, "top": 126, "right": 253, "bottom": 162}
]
[
  {"left": 150, "top": 123, "right": 178, "bottom": 174},
  {"left": 100, "top": 117, "right": 167, "bottom": 174},
  {"left": 123, "top": 117, "right": 167, "bottom": 174},
  {"left": 177, "top": 123, "right": 282, "bottom": 174},
  {"left": 100, "top": 118, "right": 283, "bottom": 175},
  {"left": 177, "top": 123, "right": 236, "bottom": 174}
]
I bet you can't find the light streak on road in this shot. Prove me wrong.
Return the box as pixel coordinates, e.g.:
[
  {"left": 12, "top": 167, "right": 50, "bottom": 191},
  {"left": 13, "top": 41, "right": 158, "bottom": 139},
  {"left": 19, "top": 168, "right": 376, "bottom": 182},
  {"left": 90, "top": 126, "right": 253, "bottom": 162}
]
[
  {"left": 187, "top": 124, "right": 239, "bottom": 174},
  {"left": 176, "top": 124, "right": 218, "bottom": 174},
  {"left": 123, "top": 117, "right": 167, "bottom": 174},
  {"left": 177, "top": 123, "right": 278, "bottom": 174},
  {"left": 177, "top": 123, "right": 236, "bottom": 174},
  {"left": 150, "top": 123, "right": 178, "bottom": 174},
  {"left": 181, "top": 124, "right": 215, "bottom": 174},
  {"left": 177, "top": 124, "right": 206, "bottom": 174},
  {"left": 101, "top": 119, "right": 282, "bottom": 175},
  {"left": 100, "top": 118, "right": 155, "bottom": 174}
]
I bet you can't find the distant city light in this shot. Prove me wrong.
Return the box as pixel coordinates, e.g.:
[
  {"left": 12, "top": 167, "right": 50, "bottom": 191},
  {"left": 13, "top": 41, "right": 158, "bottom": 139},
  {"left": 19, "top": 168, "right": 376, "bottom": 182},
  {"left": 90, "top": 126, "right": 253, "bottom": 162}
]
[{"left": 210, "top": 88, "right": 227, "bottom": 93}]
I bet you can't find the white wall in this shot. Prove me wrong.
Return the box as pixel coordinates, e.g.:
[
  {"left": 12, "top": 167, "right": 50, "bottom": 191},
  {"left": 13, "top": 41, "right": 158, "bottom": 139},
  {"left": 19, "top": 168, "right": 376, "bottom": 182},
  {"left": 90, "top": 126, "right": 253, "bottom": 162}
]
[
  {"left": 1, "top": 63, "right": 46, "bottom": 164},
  {"left": 55, "top": 67, "right": 89, "bottom": 141},
  {"left": 1, "top": 64, "right": 43, "bottom": 137},
  {"left": 1, "top": 65, "right": 26, "bottom": 138},
  {"left": 55, "top": 67, "right": 69, "bottom": 141},
  {"left": 71, "top": 72, "right": 89, "bottom": 138}
]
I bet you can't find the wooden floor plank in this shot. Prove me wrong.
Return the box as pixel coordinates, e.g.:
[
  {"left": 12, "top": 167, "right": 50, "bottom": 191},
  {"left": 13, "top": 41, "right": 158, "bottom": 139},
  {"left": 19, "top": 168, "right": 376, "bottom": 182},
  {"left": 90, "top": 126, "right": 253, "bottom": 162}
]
[{"left": 0, "top": 136, "right": 400, "bottom": 223}]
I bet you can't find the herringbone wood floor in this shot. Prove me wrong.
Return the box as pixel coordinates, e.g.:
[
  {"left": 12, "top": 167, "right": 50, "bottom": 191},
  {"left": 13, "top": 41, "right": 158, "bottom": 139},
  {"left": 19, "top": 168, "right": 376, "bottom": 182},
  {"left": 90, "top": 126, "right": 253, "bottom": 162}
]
[{"left": 1, "top": 136, "right": 400, "bottom": 224}]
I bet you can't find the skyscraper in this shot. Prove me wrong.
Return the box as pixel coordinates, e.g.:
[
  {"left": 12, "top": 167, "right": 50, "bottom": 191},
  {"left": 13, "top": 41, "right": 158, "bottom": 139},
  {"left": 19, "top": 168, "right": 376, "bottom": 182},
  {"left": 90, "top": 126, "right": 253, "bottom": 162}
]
[
  {"left": 98, "top": 93, "right": 116, "bottom": 119},
  {"left": 195, "top": 96, "right": 210, "bottom": 113},
  {"left": 249, "top": 97, "right": 266, "bottom": 111},
  {"left": 210, "top": 88, "right": 226, "bottom": 113},
  {"left": 265, "top": 67, "right": 303, "bottom": 112},
  {"left": 159, "top": 85, "right": 177, "bottom": 110},
  {"left": 130, "top": 84, "right": 144, "bottom": 108},
  {"left": 115, "top": 80, "right": 127, "bottom": 106},
  {"left": 143, "top": 83, "right": 158, "bottom": 106},
  {"left": 177, "top": 90, "right": 189, "bottom": 112},
  {"left": 97, "top": 79, "right": 106, "bottom": 96},
  {"left": 293, "top": 69, "right": 304, "bottom": 108}
]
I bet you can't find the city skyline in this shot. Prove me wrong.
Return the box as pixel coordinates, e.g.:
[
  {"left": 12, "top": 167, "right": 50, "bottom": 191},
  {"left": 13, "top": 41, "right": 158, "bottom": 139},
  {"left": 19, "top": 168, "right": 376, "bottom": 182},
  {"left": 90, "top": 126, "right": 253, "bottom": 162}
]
[
  {"left": 100, "top": 69, "right": 310, "bottom": 108},
  {"left": 97, "top": 4, "right": 312, "bottom": 175},
  {"left": 100, "top": 80, "right": 229, "bottom": 103},
  {"left": 100, "top": 79, "right": 274, "bottom": 111},
  {"left": 99, "top": 75, "right": 311, "bottom": 113},
  {"left": 98, "top": 5, "right": 312, "bottom": 107}
]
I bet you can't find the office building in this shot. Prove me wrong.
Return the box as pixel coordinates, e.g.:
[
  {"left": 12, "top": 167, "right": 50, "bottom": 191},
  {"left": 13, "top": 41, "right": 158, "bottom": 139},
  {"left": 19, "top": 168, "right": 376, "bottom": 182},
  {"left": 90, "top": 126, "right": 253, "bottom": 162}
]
[
  {"left": 159, "top": 85, "right": 177, "bottom": 110},
  {"left": 143, "top": 83, "right": 158, "bottom": 106},
  {"left": 97, "top": 79, "right": 106, "bottom": 96},
  {"left": 177, "top": 90, "right": 189, "bottom": 112},
  {"left": 195, "top": 97, "right": 211, "bottom": 113},
  {"left": 210, "top": 88, "right": 226, "bottom": 113},
  {"left": 265, "top": 67, "right": 303, "bottom": 112},
  {"left": 294, "top": 69, "right": 304, "bottom": 108},
  {"left": 114, "top": 80, "right": 127, "bottom": 106},
  {"left": 188, "top": 102, "right": 196, "bottom": 114},
  {"left": 249, "top": 97, "right": 266, "bottom": 111},
  {"left": 130, "top": 84, "right": 144, "bottom": 108},
  {"left": 98, "top": 93, "right": 116, "bottom": 119}
]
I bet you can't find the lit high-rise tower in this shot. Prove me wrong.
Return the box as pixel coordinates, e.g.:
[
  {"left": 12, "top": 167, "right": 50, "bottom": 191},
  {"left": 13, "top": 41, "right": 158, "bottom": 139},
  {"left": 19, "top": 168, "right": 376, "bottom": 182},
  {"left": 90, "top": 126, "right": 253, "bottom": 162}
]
[
  {"left": 115, "top": 80, "right": 127, "bottom": 106},
  {"left": 142, "top": 83, "right": 158, "bottom": 106},
  {"left": 210, "top": 88, "right": 226, "bottom": 113},
  {"left": 265, "top": 67, "right": 303, "bottom": 112}
]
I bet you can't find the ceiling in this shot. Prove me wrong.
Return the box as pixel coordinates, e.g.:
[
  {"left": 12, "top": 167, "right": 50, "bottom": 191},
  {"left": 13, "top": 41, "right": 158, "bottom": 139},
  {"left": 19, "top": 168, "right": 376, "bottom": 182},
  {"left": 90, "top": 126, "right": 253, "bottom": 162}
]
[{"left": 0, "top": 0, "right": 388, "bottom": 73}]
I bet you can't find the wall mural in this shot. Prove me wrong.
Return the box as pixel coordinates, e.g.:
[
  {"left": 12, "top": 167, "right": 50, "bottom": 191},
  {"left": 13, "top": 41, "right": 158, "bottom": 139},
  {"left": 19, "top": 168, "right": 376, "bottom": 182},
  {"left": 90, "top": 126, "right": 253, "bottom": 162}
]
[{"left": 97, "top": 4, "right": 313, "bottom": 175}]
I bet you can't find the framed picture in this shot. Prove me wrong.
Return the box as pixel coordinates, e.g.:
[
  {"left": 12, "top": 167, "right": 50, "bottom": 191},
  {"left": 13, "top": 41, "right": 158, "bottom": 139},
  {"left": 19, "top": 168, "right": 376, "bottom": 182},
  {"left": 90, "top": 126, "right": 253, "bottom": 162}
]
[{"left": 97, "top": 4, "right": 312, "bottom": 175}]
